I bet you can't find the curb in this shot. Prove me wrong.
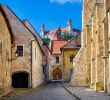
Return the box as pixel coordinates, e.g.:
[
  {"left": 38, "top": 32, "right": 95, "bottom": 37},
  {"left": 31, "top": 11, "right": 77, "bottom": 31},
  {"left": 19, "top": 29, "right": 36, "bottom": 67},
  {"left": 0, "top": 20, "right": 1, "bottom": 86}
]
[{"left": 63, "top": 85, "right": 81, "bottom": 100}]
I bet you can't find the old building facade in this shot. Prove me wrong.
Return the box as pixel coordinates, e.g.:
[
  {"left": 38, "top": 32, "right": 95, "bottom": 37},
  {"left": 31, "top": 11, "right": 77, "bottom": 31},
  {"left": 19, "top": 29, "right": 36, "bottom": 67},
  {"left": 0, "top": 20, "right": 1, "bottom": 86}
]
[
  {"left": 1, "top": 5, "right": 44, "bottom": 88},
  {"left": 42, "top": 43, "right": 51, "bottom": 83},
  {"left": 61, "top": 33, "right": 81, "bottom": 81},
  {"left": 72, "top": 0, "right": 110, "bottom": 93},
  {"left": 49, "top": 40, "right": 67, "bottom": 80}
]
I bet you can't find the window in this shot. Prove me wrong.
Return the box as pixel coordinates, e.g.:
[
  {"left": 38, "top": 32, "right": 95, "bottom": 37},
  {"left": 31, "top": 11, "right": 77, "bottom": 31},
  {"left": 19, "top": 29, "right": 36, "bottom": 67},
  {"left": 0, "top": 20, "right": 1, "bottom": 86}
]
[
  {"left": 17, "top": 45, "right": 23, "bottom": 57},
  {"left": 77, "top": 44, "right": 81, "bottom": 47},
  {"left": 70, "top": 55, "right": 75, "bottom": 62},
  {"left": 56, "top": 57, "right": 59, "bottom": 63}
]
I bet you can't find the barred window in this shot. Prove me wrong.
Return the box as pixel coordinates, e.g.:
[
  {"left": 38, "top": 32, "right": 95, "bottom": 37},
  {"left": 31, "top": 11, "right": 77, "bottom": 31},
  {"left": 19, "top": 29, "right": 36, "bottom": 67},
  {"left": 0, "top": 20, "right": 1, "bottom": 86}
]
[{"left": 17, "top": 45, "right": 23, "bottom": 57}]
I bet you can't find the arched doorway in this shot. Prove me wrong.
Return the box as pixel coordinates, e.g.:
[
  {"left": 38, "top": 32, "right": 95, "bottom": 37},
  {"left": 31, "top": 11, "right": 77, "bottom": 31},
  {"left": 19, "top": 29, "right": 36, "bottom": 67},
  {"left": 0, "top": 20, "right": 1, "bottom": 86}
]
[
  {"left": 12, "top": 72, "right": 29, "bottom": 88},
  {"left": 53, "top": 68, "right": 62, "bottom": 80}
]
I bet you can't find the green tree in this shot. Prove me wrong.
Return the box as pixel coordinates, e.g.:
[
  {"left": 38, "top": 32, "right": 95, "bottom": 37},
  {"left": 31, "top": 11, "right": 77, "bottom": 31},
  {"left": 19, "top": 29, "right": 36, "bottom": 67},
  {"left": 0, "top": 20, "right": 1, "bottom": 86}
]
[
  {"left": 43, "top": 37, "right": 50, "bottom": 46},
  {"left": 61, "top": 32, "right": 73, "bottom": 41}
]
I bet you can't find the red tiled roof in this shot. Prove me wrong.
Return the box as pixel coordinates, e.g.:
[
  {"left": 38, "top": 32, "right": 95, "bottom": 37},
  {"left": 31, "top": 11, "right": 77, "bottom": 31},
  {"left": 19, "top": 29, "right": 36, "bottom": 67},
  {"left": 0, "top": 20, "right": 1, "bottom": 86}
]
[
  {"left": 51, "top": 40, "right": 68, "bottom": 54},
  {"left": 47, "top": 30, "right": 57, "bottom": 35},
  {"left": 45, "top": 27, "right": 80, "bottom": 37},
  {"left": 46, "top": 28, "right": 66, "bottom": 35},
  {"left": 53, "top": 33, "right": 59, "bottom": 40},
  {"left": 61, "top": 28, "right": 66, "bottom": 33}
]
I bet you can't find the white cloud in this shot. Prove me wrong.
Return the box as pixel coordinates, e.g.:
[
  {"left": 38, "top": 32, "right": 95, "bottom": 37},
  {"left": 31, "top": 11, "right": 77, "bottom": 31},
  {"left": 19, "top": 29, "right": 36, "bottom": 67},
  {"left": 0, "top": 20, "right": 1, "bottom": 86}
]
[{"left": 50, "top": 0, "right": 82, "bottom": 4}]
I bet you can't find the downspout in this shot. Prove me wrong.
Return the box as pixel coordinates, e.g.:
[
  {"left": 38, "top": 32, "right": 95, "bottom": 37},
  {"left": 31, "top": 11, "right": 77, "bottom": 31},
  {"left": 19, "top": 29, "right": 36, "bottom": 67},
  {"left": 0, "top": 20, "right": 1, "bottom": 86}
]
[{"left": 30, "top": 40, "right": 35, "bottom": 88}]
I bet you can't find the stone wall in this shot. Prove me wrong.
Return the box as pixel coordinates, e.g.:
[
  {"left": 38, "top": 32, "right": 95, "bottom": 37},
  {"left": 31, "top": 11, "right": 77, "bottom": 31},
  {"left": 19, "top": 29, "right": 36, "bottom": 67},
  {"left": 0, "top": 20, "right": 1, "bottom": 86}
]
[
  {"left": 0, "top": 10, "right": 12, "bottom": 91},
  {"left": 71, "top": 47, "right": 87, "bottom": 86},
  {"left": 72, "top": 0, "right": 110, "bottom": 93}
]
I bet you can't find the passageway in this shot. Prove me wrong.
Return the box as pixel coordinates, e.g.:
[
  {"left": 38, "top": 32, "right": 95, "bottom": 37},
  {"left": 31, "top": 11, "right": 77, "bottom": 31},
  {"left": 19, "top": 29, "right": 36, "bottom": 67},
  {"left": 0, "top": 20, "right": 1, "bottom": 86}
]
[{"left": 12, "top": 72, "right": 29, "bottom": 88}]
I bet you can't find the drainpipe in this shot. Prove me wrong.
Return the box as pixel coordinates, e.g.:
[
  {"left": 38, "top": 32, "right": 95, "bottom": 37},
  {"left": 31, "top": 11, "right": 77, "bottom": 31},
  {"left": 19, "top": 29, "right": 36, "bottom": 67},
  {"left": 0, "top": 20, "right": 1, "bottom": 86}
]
[{"left": 30, "top": 40, "right": 35, "bottom": 88}]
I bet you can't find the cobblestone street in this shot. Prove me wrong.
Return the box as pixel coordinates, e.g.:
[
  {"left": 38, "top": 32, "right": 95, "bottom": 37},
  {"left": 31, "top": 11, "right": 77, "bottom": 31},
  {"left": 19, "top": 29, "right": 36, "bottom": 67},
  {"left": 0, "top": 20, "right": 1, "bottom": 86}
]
[
  {"left": 0, "top": 83, "right": 77, "bottom": 100},
  {"left": 1, "top": 83, "right": 110, "bottom": 100}
]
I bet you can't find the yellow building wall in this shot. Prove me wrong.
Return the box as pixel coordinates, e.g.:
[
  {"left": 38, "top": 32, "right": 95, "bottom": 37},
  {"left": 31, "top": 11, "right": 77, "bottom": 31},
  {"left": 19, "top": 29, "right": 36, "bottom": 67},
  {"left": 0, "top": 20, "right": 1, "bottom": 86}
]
[{"left": 63, "top": 49, "right": 79, "bottom": 81}]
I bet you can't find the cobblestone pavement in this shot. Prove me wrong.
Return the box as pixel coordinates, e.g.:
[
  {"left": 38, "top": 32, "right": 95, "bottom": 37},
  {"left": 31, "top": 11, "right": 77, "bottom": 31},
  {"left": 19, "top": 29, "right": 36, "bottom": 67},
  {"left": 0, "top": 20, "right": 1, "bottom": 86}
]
[
  {"left": 0, "top": 83, "right": 77, "bottom": 100},
  {"left": 64, "top": 83, "right": 110, "bottom": 100}
]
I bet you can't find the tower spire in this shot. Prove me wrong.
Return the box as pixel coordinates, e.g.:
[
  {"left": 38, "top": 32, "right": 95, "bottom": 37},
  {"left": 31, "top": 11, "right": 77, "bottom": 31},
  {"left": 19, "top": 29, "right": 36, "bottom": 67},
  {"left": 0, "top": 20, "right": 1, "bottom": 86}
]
[
  {"left": 40, "top": 24, "right": 46, "bottom": 37},
  {"left": 67, "top": 19, "right": 73, "bottom": 34},
  {"left": 68, "top": 19, "right": 72, "bottom": 28}
]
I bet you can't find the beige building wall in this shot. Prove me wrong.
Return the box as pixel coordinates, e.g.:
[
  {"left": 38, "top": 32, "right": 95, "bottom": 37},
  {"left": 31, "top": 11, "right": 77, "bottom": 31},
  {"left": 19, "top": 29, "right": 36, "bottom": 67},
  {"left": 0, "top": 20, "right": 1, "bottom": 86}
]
[
  {"left": 32, "top": 40, "right": 44, "bottom": 88},
  {"left": 0, "top": 10, "right": 13, "bottom": 92}
]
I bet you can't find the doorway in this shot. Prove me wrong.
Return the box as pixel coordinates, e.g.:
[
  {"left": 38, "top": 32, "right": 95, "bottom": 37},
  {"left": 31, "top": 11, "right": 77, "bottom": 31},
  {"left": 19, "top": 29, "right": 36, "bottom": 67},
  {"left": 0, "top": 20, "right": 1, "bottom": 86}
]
[
  {"left": 53, "top": 68, "right": 62, "bottom": 80},
  {"left": 12, "top": 72, "right": 29, "bottom": 88}
]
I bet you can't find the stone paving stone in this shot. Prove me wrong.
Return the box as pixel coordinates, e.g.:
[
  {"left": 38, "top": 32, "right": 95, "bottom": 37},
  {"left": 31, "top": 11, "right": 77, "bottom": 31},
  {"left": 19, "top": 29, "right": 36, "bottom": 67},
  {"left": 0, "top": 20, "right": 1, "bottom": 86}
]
[
  {"left": 65, "top": 86, "right": 110, "bottom": 100},
  {"left": 0, "top": 83, "right": 77, "bottom": 100}
]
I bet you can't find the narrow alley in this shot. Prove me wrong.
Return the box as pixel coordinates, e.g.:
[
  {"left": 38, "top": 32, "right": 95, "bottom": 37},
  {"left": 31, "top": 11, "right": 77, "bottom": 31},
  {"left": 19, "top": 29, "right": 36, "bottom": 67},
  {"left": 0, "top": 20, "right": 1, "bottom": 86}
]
[
  {"left": 0, "top": 82, "right": 78, "bottom": 100},
  {"left": 1, "top": 0, "right": 110, "bottom": 100},
  {"left": 1, "top": 82, "right": 110, "bottom": 100}
]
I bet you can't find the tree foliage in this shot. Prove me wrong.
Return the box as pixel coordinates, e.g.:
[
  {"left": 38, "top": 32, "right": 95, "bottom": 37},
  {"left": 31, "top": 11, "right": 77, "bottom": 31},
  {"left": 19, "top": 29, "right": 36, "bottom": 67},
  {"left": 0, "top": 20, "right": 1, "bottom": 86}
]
[
  {"left": 43, "top": 37, "right": 50, "bottom": 46},
  {"left": 61, "top": 32, "right": 73, "bottom": 41}
]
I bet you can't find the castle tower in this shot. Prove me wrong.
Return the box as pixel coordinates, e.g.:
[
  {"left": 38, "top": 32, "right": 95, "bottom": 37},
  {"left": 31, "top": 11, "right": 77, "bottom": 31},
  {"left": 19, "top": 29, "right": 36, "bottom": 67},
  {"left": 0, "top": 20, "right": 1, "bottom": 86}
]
[
  {"left": 66, "top": 19, "right": 73, "bottom": 35},
  {"left": 68, "top": 19, "right": 73, "bottom": 28},
  {"left": 40, "top": 24, "right": 46, "bottom": 37}
]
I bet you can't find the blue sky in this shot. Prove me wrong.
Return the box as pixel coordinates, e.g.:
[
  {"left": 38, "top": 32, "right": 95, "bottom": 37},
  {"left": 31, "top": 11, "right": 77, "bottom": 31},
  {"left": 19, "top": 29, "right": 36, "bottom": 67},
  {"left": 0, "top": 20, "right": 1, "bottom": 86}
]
[{"left": 0, "top": 0, "right": 82, "bottom": 35}]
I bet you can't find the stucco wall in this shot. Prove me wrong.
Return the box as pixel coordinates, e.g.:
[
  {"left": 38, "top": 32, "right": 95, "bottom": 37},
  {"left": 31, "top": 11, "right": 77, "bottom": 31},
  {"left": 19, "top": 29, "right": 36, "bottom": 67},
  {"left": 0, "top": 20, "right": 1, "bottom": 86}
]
[
  {"left": 63, "top": 49, "right": 79, "bottom": 81},
  {"left": 42, "top": 45, "right": 51, "bottom": 82},
  {"left": 49, "top": 54, "right": 62, "bottom": 80},
  {"left": 32, "top": 40, "right": 44, "bottom": 88},
  {"left": 2, "top": 6, "right": 44, "bottom": 88}
]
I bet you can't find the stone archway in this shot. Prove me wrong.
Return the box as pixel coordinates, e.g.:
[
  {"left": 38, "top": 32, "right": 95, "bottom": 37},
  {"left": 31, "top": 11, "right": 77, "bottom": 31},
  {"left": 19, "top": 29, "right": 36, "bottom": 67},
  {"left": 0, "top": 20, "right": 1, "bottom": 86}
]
[
  {"left": 12, "top": 72, "right": 29, "bottom": 88},
  {"left": 53, "top": 68, "right": 62, "bottom": 80}
]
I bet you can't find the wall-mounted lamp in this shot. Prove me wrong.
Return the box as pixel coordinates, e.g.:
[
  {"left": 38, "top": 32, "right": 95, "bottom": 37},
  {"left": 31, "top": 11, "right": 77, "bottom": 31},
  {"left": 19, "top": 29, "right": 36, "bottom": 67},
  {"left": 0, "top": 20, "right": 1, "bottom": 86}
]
[
  {"left": 42, "top": 60, "right": 47, "bottom": 67},
  {"left": 15, "top": 50, "right": 19, "bottom": 58},
  {"left": 7, "top": 50, "right": 19, "bottom": 62}
]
